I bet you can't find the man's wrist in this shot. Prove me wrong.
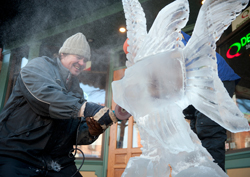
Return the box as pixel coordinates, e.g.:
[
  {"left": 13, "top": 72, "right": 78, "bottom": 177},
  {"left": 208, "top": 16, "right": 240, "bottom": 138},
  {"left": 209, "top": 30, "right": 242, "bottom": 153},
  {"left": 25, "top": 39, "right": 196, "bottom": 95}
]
[{"left": 78, "top": 102, "right": 87, "bottom": 117}]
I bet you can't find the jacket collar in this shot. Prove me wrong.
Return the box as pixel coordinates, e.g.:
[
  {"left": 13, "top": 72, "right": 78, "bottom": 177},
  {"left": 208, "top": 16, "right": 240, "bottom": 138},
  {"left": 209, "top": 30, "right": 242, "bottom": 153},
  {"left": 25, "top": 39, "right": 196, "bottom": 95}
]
[
  {"left": 56, "top": 58, "right": 72, "bottom": 84},
  {"left": 56, "top": 57, "right": 83, "bottom": 96}
]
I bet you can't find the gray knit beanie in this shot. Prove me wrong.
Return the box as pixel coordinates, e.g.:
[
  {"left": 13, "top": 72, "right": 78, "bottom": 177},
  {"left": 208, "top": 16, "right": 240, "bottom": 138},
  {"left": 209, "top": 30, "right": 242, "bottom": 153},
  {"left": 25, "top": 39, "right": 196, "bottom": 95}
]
[{"left": 59, "top": 32, "right": 91, "bottom": 60}]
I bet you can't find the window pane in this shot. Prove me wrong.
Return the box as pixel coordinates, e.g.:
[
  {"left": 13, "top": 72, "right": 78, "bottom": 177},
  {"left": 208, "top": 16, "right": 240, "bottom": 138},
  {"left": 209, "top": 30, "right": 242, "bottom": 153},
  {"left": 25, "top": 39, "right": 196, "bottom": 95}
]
[
  {"left": 75, "top": 134, "right": 103, "bottom": 158},
  {"left": 116, "top": 120, "right": 128, "bottom": 149},
  {"left": 5, "top": 46, "right": 29, "bottom": 101},
  {"left": 132, "top": 121, "right": 142, "bottom": 148},
  {"left": 225, "top": 97, "right": 250, "bottom": 151},
  {"left": 21, "top": 57, "right": 28, "bottom": 68}
]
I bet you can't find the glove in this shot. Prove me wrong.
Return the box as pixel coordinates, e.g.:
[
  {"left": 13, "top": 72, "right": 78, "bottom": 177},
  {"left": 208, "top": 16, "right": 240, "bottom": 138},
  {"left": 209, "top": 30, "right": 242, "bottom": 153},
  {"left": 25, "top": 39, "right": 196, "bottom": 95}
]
[
  {"left": 182, "top": 105, "right": 196, "bottom": 120},
  {"left": 86, "top": 117, "right": 104, "bottom": 136},
  {"left": 79, "top": 102, "right": 118, "bottom": 133}
]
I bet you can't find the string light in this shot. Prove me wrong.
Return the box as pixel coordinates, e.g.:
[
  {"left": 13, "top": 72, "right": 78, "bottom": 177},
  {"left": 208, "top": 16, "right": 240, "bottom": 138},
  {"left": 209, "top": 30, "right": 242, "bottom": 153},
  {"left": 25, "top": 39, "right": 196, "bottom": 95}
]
[
  {"left": 201, "top": 0, "right": 206, "bottom": 4},
  {"left": 119, "top": 27, "right": 126, "bottom": 33}
]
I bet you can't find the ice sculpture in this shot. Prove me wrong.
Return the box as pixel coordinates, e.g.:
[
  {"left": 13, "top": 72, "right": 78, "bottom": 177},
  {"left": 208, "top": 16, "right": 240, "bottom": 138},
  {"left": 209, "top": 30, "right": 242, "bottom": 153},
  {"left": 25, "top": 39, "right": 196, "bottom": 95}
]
[{"left": 112, "top": 0, "right": 250, "bottom": 176}]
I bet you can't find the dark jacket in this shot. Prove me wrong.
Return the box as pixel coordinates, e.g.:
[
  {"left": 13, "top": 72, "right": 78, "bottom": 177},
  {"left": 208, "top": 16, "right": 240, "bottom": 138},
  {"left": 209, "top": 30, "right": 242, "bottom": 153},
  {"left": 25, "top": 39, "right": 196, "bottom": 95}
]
[{"left": 0, "top": 56, "right": 97, "bottom": 171}]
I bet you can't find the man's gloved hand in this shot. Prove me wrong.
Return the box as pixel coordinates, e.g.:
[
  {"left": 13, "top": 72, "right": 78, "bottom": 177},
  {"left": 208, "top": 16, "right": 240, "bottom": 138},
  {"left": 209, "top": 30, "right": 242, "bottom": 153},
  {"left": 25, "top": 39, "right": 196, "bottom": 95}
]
[
  {"left": 86, "top": 117, "right": 104, "bottom": 136},
  {"left": 79, "top": 102, "right": 118, "bottom": 133}
]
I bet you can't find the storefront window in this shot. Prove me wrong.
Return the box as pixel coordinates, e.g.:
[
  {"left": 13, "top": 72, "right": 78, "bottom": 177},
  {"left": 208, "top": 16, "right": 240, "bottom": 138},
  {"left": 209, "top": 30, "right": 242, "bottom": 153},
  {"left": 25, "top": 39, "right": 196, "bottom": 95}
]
[
  {"left": 116, "top": 120, "right": 129, "bottom": 149},
  {"left": 225, "top": 97, "right": 250, "bottom": 152},
  {"left": 226, "top": 130, "right": 250, "bottom": 151},
  {"left": 132, "top": 121, "right": 143, "bottom": 148},
  {"left": 75, "top": 134, "right": 104, "bottom": 158},
  {"left": 4, "top": 46, "right": 29, "bottom": 102}
]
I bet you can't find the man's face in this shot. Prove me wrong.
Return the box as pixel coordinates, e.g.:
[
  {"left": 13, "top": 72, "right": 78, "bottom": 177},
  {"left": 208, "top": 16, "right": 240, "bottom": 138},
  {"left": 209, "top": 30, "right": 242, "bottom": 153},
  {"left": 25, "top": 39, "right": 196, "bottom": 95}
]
[{"left": 61, "top": 54, "right": 87, "bottom": 76}]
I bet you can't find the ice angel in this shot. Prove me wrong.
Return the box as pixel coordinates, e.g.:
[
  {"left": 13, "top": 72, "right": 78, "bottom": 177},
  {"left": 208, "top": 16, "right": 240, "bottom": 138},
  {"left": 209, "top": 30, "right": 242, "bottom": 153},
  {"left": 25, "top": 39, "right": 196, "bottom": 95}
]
[{"left": 112, "top": 0, "right": 250, "bottom": 176}]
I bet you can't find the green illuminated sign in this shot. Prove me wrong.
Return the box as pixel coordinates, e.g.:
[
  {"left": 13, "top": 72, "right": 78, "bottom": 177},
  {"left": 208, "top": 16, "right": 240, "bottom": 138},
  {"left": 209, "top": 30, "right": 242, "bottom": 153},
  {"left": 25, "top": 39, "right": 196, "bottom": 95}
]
[{"left": 227, "top": 32, "right": 250, "bottom": 59}]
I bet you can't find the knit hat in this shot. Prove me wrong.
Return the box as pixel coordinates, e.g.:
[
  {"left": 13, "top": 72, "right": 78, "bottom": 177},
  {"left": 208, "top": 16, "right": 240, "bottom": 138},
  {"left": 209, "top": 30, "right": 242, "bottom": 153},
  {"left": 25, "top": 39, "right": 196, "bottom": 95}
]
[{"left": 59, "top": 32, "right": 91, "bottom": 61}]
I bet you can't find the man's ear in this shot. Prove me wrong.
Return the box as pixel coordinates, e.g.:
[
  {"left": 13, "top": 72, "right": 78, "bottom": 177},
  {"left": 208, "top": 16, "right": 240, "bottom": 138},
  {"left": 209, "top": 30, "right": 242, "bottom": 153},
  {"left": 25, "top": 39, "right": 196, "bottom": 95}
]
[{"left": 59, "top": 53, "right": 64, "bottom": 60}]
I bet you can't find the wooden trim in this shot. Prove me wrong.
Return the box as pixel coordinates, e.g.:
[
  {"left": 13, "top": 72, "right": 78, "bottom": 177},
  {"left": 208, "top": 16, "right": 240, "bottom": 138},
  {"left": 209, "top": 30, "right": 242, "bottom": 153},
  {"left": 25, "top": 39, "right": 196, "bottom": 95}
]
[{"left": 112, "top": 164, "right": 127, "bottom": 168}]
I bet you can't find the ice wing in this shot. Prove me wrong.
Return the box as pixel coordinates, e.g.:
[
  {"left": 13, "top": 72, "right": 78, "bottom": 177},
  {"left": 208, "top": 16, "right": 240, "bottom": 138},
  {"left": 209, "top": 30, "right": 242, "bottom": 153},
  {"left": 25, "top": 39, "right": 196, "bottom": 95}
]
[
  {"left": 122, "top": 0, "right": 147, "bottom": 67},
  {"left": 134, "top": 0, "right": 189, "bottom": 63},
  {"left": 184, "top": 0, "right": 250, "bottom": 133}
]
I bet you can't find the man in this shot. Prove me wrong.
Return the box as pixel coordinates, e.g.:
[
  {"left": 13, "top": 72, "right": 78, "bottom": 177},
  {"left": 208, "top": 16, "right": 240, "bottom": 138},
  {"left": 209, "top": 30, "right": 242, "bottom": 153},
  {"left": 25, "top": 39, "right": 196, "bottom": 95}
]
[
  {"left": 0, "top": 32, "right": 117, "bottom": 177},
  {"left": 181, "top": 31, "right": 240, "bottom": 171}
]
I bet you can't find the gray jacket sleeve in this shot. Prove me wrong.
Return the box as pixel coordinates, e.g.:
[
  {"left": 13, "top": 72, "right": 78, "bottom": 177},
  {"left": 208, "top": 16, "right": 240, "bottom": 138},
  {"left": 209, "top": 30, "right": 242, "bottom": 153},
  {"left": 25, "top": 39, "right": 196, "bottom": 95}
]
[{"left": 20, "top": 57, "right": 83, "bottom": 119}]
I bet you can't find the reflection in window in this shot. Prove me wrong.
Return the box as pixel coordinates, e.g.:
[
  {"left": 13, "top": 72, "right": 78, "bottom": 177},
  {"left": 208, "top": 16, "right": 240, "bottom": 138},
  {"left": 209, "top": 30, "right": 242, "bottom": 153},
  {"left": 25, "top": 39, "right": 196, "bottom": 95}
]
[
  {"left": 117, "top": 120, "right": 128, "bottom": 149},
  {"left": 80, "top": 83, "right": 105, "bottom": 104},
  {"left": 21, "top": 57, "right": 28, "bottom": 68},
  {"left": 225, "top": 98, "right": 250, "bottom": 151},
  {"left": 75, "top": 134, "right": 103, "bottom": 158},
  {"left": 132, "top": 121, "right": 142, "bottom": 148}
]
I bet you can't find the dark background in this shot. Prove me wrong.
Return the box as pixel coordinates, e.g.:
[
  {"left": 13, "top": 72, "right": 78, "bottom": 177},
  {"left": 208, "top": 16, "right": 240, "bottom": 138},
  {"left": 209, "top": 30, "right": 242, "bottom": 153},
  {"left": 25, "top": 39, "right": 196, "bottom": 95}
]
[{"left": 0, "top": 0, "right": 203, "bottom": 49}]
